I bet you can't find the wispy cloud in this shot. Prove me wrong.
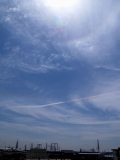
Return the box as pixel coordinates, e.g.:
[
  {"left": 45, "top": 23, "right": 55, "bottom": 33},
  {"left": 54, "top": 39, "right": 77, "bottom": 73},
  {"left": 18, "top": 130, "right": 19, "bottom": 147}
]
[
  {"left": 1, "top": 90, "right": 120, "bottom": 126},
  {"left": 96, "top": 65, "right": 120, "bottom": 72},
  {"left": 1, "top": 0, "right": 120, "bottom": 149}
]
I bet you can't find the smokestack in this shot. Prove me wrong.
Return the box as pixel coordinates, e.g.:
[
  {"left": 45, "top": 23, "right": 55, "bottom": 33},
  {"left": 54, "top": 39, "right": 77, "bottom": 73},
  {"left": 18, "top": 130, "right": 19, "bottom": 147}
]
[
  {"left": 24, "top": 145, "right": 27, "bottom": 151},
  {"left": 15, "top": 140, "right": 19, "bottom": 150},
  {"left": 97, "top": 139, "right": 100, "bottom": 153}
]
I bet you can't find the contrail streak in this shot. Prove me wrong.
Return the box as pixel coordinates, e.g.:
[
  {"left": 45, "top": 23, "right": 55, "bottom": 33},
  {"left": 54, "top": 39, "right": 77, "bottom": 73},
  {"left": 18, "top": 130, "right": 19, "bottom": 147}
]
[
  {"left": 39, "top": 97, "right": 94, "bottom": 108},
  {"left": 39, "top": 90, "right": 120, "bottom": 109}
]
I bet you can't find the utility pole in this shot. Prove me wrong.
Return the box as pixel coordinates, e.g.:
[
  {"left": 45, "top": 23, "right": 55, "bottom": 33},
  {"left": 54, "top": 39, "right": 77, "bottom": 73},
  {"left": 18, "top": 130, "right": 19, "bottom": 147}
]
[
  {"left": 50, "top": 143, "right": 59, "bottom": 151},
  {"left": 30, "top": 143, "right": 33, "bottom": 149},
  {"left": 37, "top": 144, "right": 42, "bottom": 149}
]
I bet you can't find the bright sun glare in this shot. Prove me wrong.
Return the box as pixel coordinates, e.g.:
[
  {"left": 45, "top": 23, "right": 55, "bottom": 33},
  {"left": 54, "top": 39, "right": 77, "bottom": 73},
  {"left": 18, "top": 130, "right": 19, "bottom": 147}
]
[{"left": 43, "top": 0, "right": 79, "bottom": 15}]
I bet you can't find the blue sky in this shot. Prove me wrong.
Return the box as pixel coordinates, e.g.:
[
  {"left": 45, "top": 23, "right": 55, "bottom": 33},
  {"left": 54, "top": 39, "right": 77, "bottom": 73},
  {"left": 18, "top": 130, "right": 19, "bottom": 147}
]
[{"left": 0, "top": 0, "right": 120, "bottom": 150}]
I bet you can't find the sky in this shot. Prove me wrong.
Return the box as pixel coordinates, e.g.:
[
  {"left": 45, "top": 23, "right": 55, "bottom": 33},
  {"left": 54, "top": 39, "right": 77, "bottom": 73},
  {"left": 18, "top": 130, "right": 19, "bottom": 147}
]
[{"left": 0, "top": 0, "right": 120, "bottom": 150}]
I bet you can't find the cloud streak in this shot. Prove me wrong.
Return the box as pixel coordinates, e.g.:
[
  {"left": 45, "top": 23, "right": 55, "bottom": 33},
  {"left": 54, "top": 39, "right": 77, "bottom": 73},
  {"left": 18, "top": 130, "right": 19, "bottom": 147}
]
[{"left": 36, "top": 91, "right": 120, "bottom": 109}]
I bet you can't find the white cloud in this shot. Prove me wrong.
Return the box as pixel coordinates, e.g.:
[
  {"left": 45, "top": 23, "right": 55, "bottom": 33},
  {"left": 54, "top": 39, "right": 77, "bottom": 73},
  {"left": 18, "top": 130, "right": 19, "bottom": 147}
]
[
  {"left": 66, "top": 2, "right": 120, "bottom": 63},
  {"left": 1, "top": 97, "right": 120, "bottom": 125},
  {"left": 89, "top": 91, "right": 120, "bottom": 112},
  {"left": 95, "top": 65, "right": 120, "bottom": 72},
  {"left": 1, "top": 0, "right": 120, "bottom": 75}
]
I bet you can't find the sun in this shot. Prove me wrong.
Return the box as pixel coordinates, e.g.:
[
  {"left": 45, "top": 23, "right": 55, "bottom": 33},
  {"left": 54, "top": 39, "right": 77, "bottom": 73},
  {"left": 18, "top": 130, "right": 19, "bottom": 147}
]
[{"left": 43, "top": 0, "right": 79, "bottom": 15}]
